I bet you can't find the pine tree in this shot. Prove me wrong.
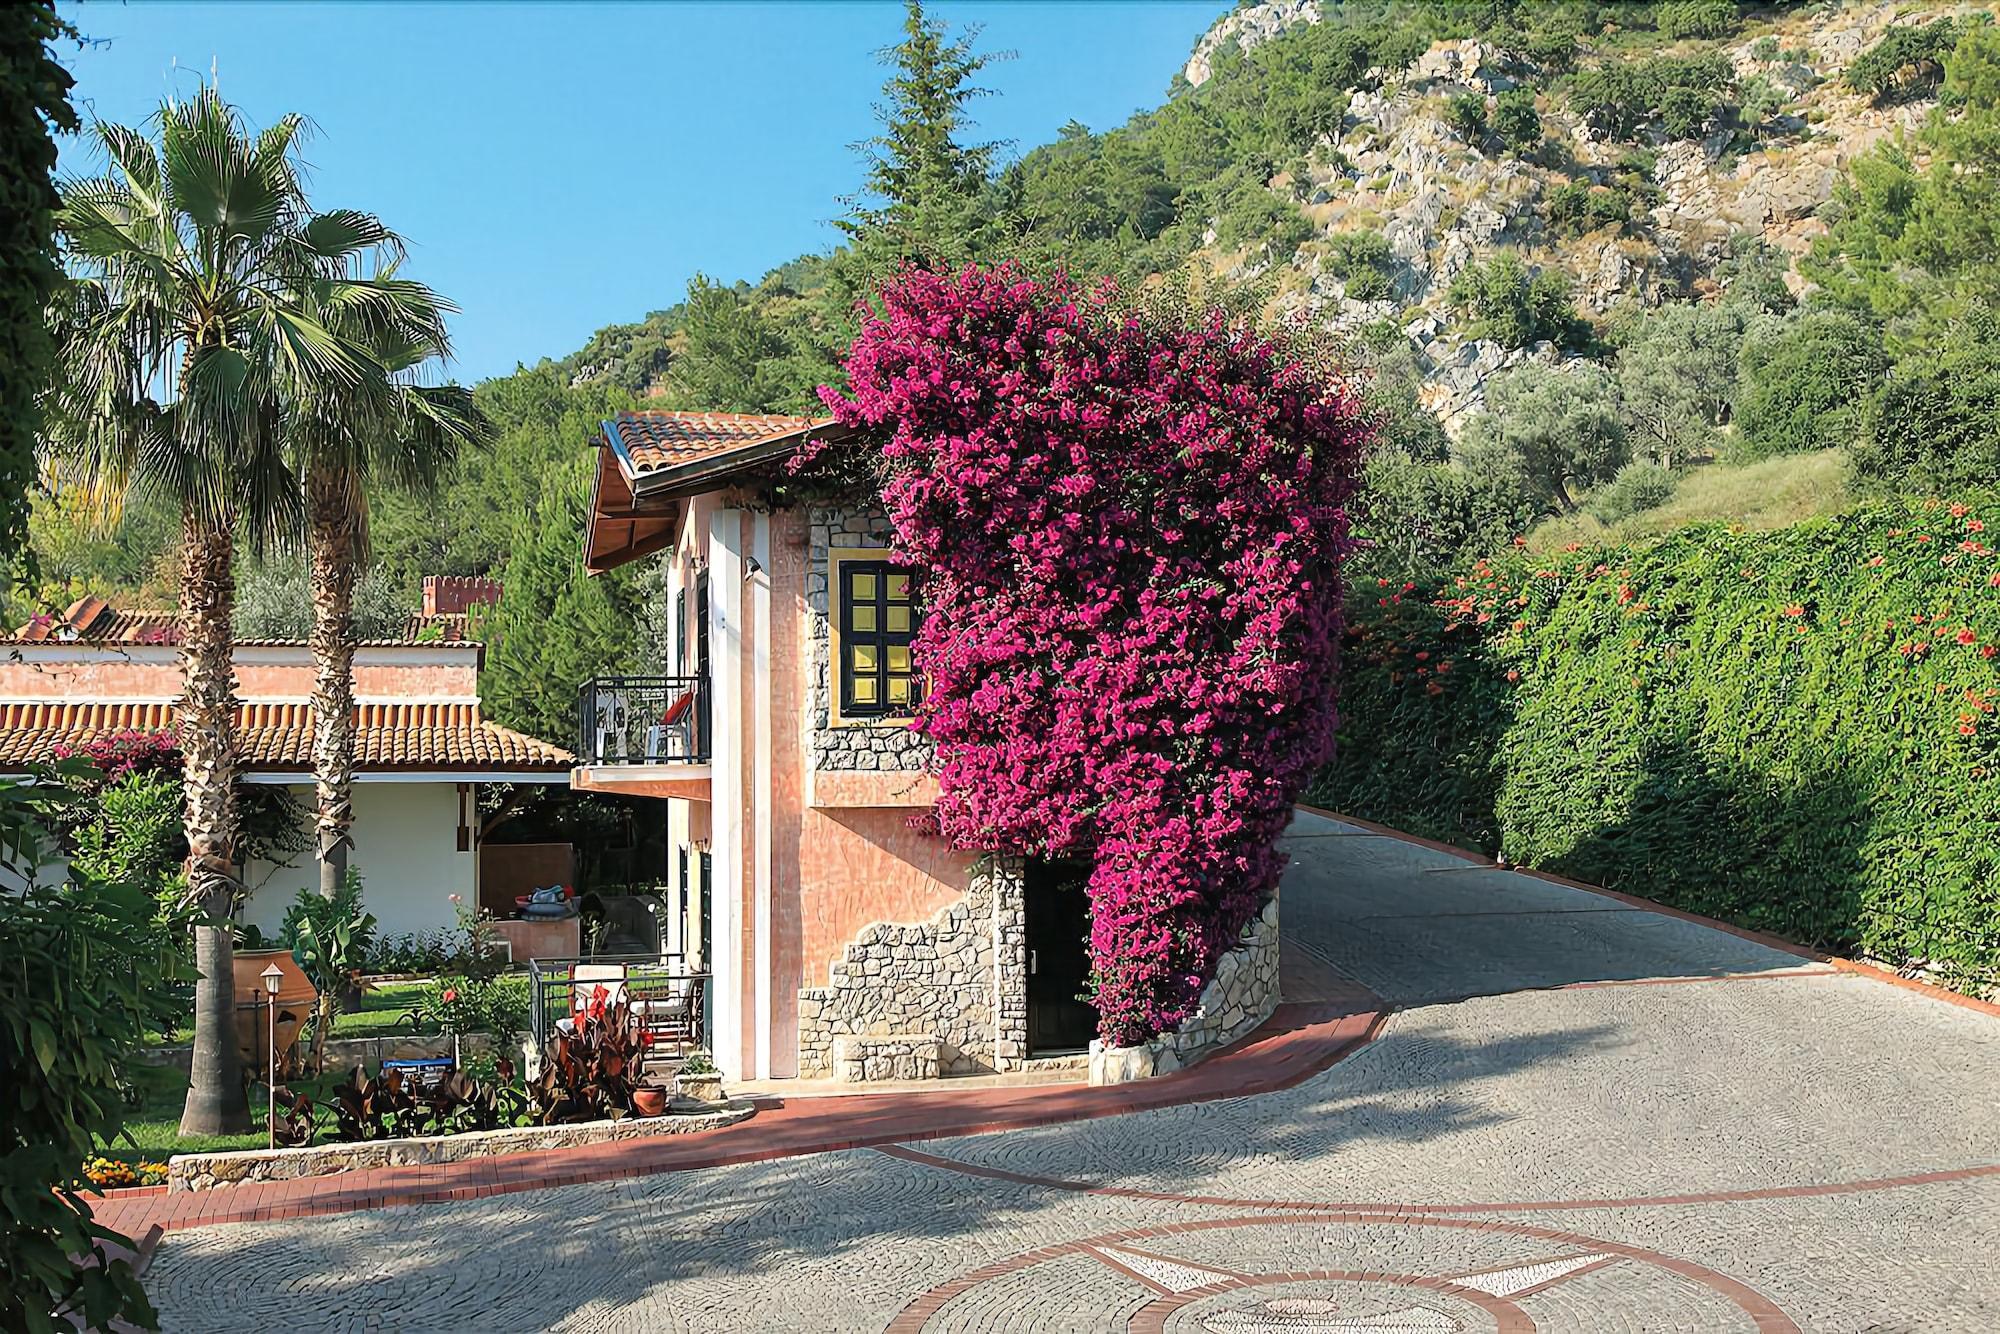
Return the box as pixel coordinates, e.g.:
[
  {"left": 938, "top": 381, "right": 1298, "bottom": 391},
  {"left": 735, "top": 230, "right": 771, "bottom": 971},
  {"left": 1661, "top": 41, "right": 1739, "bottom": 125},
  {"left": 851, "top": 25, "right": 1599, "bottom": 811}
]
[
  {"left": 838, "top": 0, "right": 1008, "bottom": 277},
  {"left": 481, "top": 462, "right": 639, "bottom": 744}
]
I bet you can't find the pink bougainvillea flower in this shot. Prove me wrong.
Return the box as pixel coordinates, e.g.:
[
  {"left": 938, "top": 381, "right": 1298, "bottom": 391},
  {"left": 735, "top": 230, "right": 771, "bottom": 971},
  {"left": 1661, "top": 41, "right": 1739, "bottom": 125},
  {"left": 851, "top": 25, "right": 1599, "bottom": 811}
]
[{"left": 817, "top": 263, "right": 1368, "bottom": 1046}]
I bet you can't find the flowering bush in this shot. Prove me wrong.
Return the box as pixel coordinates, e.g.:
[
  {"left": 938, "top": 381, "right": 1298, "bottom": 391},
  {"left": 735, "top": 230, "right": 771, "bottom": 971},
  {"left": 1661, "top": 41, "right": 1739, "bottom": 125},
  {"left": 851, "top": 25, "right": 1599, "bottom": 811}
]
[
  {"left": 50, "top": 728, "right": 180, "bottom": 781},
  {"left": 1312, "top": 493, "right": 2000, "bottom": 994},
  {"left": 821, "top": 266, "right": 1370, "bottom": 1044},
  {"left": 80, "top": 1157, "right": 167, "bottom": 1189}
]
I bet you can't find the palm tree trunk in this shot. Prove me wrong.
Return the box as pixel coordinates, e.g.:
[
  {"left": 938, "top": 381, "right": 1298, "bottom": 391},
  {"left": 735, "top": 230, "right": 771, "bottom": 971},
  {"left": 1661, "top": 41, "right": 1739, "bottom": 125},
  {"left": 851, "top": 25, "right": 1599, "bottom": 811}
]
[
  {"left": 308, "top": 471, "right": 359, "bottom": 900},
  {"left": 307, "top": 471, "right": 361, "bottom": 1075},
  {"left": 178, "top": 514, "right": 251, "bottom": 1136}
]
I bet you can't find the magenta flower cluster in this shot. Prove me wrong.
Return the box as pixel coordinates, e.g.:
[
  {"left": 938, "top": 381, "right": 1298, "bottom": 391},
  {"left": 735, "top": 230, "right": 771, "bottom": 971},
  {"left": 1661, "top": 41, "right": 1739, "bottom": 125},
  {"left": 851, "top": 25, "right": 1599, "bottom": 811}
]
[
  {"left": 51, "top": 728, "right": 181, "bottom": 782},
  {"left": 820, "top": 266, "right": 1369, "bottom": 1046}
]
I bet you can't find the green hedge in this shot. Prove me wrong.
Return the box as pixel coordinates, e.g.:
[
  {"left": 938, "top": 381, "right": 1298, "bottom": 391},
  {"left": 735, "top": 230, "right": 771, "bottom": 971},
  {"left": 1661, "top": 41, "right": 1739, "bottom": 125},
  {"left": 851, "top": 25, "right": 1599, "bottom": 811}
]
[{"left": 1312, "top": 495, "right": 2000, "bottom": 992}]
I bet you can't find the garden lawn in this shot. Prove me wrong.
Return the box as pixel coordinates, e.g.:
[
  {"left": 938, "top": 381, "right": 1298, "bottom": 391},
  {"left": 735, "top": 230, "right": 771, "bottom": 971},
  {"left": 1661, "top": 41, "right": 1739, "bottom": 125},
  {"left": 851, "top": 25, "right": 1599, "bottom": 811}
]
[
  {"left": 96, "top": 1065, "right": 339, "bottom": 1168},
  {"left": 331, "top": 978, "right": 433, "bottom": 1038}
]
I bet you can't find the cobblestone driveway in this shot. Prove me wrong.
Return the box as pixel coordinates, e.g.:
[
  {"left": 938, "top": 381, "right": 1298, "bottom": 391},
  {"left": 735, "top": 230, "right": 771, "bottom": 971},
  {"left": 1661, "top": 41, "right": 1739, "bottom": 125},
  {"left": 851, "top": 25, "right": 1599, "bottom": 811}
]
[{"left": 145, "top": 812, "right": 2000, "bottom": 1332}]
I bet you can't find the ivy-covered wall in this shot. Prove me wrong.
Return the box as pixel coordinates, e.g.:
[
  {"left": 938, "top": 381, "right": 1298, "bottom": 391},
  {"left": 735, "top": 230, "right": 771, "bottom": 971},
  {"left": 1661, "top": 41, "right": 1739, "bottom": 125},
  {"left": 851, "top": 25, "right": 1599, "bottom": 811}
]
[{"left": 1311, "top": 495, "right": 2000, "bottom": 994}]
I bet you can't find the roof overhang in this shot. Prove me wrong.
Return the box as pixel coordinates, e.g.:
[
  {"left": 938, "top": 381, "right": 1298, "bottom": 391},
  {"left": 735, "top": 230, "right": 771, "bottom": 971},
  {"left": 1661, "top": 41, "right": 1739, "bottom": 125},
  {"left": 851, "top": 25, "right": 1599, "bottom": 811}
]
[{"left": 583, "top": 416, "right": 860, "bottom": 576}]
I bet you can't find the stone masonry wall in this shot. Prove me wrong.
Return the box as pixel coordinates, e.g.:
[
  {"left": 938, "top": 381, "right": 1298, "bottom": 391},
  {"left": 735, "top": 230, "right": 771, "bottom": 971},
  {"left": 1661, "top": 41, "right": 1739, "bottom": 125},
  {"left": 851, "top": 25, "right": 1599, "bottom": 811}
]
[
  {"left": 807, "top": 502, "right": 931, "bottom": 773},
  {"left": 797, "top": 857, "right": 1022, "bottom": 1078},
  {"left": 1089, "top": 894, "right": 1282, "bottom": 1085}
]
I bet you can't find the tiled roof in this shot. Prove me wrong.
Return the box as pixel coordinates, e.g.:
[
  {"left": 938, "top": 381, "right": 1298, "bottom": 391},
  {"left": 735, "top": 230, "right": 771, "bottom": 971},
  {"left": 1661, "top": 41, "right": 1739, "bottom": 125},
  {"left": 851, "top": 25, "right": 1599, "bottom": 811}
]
[
  {"left": 0, "top": 701, "right": 572, "bottom": 773},
  {"left": 605, "top": 411, "right": 825, "bottom": 477},
  {"left": 6, "top": 597, "right": 484, "bottom": 648}
]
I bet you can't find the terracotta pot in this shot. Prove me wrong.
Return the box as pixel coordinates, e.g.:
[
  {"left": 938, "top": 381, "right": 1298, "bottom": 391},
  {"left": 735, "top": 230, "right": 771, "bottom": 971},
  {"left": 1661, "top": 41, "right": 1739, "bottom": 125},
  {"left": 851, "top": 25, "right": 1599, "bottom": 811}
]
[{"left": 631, "top": 1085, "right": 668, "bottom": 1118}]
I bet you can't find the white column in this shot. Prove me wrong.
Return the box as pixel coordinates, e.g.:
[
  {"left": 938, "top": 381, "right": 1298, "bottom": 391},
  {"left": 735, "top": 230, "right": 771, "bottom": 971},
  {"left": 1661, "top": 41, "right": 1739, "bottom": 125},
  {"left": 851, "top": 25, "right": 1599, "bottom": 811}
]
[
  {"left": 707, "top": 510, "right": 745, "bottom": 1080},
  {"left": 751, "top": 511, "right": 774, "bottom": 1080}
]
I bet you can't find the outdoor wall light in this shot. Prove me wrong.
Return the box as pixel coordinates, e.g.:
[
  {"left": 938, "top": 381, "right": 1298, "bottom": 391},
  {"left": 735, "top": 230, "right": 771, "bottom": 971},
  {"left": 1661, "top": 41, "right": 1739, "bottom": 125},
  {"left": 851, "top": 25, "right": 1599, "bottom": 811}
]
[{"left": 743, "top": 556, "right": 763, "bottom": 581}]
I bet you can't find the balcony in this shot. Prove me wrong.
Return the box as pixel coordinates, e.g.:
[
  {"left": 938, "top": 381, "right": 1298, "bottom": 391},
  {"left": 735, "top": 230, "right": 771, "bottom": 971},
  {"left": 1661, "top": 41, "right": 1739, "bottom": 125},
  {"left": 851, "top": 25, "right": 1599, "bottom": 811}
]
[{"left": 571, "top": 675, "right": 712, "bottom": 799}]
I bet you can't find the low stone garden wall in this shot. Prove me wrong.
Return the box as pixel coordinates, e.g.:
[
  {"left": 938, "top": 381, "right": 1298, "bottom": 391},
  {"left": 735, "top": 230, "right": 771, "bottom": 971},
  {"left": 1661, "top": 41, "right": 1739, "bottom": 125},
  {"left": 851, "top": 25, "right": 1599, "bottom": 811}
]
[
  {"left": 167, "top": 1101, "right": 756, "bottom": 1192},
  {"left": 1088, "top": 894, "right": 1281, "bottom": 1086}
]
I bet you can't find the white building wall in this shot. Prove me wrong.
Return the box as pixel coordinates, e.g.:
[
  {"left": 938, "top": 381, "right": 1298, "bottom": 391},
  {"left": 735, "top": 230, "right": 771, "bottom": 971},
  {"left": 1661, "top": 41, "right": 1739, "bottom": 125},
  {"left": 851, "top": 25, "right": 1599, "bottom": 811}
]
[{"left": 242, "top": 781, "right": 475, "bottom": 940}]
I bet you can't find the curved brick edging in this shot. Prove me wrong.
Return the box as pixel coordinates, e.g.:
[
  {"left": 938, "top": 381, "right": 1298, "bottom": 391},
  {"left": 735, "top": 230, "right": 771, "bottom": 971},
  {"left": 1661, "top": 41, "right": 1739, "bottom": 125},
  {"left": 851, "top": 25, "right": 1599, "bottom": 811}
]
[{"left": 168, "top": 1102, "right": 755, "bottom": 1192}]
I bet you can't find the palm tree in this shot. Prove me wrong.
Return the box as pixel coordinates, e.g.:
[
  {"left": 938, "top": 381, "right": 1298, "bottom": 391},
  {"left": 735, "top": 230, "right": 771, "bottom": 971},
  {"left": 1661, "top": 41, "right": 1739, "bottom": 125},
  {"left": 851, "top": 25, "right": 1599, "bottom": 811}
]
[
  {"left": 42, "top": 90, "right": 427, "bottom": 1134},
  {"left": 293, "top": 265, "right": 487, "bottom": 904}
]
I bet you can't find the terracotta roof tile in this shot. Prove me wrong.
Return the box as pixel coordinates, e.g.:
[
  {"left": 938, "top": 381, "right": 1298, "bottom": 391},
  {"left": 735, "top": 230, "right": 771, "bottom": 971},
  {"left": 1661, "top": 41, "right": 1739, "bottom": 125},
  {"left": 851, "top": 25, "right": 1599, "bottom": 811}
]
[
  {"left": 0, "top": 701, "right": 571, "bottom": 773},
  {"left": 606, "top": 410, "right": 825, "bottom": 476}
]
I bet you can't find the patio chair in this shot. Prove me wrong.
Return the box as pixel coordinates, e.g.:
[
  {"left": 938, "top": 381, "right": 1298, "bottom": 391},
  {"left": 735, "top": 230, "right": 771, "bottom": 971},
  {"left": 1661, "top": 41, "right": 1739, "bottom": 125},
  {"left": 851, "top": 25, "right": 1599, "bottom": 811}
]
[
  {"left": 632, "top": 974, "right": 703, "bottom": 1057},
  {"left": 645, "top": 689, "right": 697, "bottom": 760}
]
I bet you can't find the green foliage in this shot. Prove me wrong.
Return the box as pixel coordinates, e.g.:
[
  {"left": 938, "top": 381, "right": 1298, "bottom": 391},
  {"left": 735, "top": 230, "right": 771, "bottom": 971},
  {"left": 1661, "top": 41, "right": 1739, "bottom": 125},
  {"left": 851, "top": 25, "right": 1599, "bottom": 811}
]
[
  {"left": 1852, "top": 309, "right": 2000, "bottom": 493},
  {"left": 417, "top": 974, "right": 529, "bottom": 1047},
  {"left": 66, "top": 771, "right": 184, "bottom": 895},
  {"left": 1587, "top": 459, "right": 1679, "bottom": 522},
  {"left": 236, "top": 559, "right": 406, "bottom": 641},
  {"left": 1845, "top": 16, "right": 1961, "bottom": 104},
  {"left": 1356, "top": 445, "right": 1539, "bottom": 584},
  {"left": 1732, "top": 309, "right": 1886, "bottom": 461},
  {"left": 1457, "top": 361, "right": 1629, "bottom": 513},
  {"left": 1750, "top": 35, "right": 1779, "bottom": 63},
  {"left": 653, "top": 273, "right": 823, "bottom": 413},
  {"left": 1655, "top": 0, "right": 1738, "bottom": 41},
  {"left": 0, "top": 775, "right": 193, "bottom": 1332},
  {"left": 1544, "top": 179, "right": 1635, "bottom": 238},
  {"left": 1737, "top": 73, "right": 1789, "bottom": 130},
  {"left": 1490, "top": 89, "right": 1542, "bottom": 152},
  {"left": 1444, "top": 92, "right": 1487, "bottom": 142},
  {"left": 480, "top": 460, "right": 640, "bottom": 744},
  {"left": 1313, "top": 494, "right": 2000, "bottom": 993},
  {"left": 0, "top": 2, "right": 74, "bottom": 602},
  {"left": 1325, "top": 230, "right": 1397, "bottom": 301},
  {"left": 1448, "top": 252, "right": 1586, "bottom": 349},
  {"left": 1615, "top": 299, "right": 1756, "bottom": 465},
  {"left": 1569, "top": 53, "right": 1734, "bottom": 141},
  {"left": 1809, "top": 24, "right": 2000, "bottom": 345},
  {"left": 280, "top": 873, "right": 378, "bottom": 997}
]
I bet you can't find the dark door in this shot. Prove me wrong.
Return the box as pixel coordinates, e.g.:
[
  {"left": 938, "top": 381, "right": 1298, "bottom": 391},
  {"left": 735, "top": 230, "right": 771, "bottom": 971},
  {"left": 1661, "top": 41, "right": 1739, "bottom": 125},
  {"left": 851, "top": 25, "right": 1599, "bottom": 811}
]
[{"left": 1025, "top": 859, "right": 1096, "bottom": 1055}]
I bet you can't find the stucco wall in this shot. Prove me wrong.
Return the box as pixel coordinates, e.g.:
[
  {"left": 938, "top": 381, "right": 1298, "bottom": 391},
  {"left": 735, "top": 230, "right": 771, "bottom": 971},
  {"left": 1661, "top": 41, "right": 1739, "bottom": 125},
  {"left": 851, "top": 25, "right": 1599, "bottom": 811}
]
[
  {"left": 0, "top": 644, "right": 480, "bottom": 703},
  {"left": 242, "top": 782, "right": 475, "bottom": 940}
]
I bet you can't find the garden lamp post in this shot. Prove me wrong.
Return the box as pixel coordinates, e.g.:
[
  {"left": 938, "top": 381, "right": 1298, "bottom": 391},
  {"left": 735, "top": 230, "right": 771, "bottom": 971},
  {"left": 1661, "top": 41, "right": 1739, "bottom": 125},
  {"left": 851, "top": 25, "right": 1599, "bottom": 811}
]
[{"left": 260, "top": 963, "right": 284, "bottom": 1149}]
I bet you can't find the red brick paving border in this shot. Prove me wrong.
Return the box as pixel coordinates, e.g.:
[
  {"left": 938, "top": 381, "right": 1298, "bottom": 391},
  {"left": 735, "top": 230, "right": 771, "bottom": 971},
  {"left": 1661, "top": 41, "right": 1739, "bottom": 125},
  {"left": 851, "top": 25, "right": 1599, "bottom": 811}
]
[
  {"left": 89, "top": 998, "right": 1389, "bottom": 1242},
  {"left": 1299, "top": 804, "right": 2000, "bottom": 1022}
]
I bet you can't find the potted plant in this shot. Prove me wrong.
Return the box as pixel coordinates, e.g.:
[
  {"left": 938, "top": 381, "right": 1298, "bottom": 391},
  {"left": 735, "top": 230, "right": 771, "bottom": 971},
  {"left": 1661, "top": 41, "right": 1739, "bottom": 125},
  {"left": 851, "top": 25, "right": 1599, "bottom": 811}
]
[
  {"left": 630, "top": 1083, "right": 669, "bottom": 1117},
  {"left": 676, "top": 1049, "right": 723, "bottom": 1105}
]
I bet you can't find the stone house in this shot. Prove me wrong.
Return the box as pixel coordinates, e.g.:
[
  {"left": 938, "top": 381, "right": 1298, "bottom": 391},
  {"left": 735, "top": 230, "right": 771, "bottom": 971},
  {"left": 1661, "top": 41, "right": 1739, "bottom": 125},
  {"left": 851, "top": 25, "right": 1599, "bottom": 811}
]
[{"left": 576, "top": 412, "right": 1281, "bottom": 1085}]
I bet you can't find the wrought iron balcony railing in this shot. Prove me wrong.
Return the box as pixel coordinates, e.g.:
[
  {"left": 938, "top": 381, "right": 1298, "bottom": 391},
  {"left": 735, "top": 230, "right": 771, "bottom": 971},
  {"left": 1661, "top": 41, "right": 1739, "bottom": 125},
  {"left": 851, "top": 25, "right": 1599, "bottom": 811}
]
[{"left": 577, "top": 675, "right": 709, "bottom": 766}]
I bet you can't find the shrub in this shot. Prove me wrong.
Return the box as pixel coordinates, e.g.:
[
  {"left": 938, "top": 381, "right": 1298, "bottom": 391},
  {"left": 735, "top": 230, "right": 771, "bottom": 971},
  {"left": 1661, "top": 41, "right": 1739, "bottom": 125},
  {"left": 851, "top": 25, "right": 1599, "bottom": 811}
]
[
  {"left": 1449, "top": 252, "right": 1586, "bottom": 350},
  {"left": 1491, "top": 89, "right": 1541, "bottom": 152},
  {"left": 1544, "top": 179, "right": 1634, "bottom": 238},
  {"left": 1656, "top": 0, "right": 1738, "bottom": 40},
  {"left": 1325, "top": 230, "right": 1395, "bottom": 301},
  {"left": 1311, "top": 493, "right": 2000, "bottom": 994},
  {"left": 1444, "top": 92, "right": 1487, "bottom": 143},
  {"left": 1751, "top": 36, "right": 1779, "bottom": 63},
  {"left": 1845, "top": 17, "right": 1960, "bottom": 104},
  {"left": 817, "top": 265, "right": 1370, "bottom": 1045},
  {"left": 1457, "top": 362, "right": 1628, "bottom": 514},
  {"left": 1588, "top": 460, "right": 1679, "bottom": 522},
  {"left": 418, "top": 974, "right": 530, "bottom": 1048},
  {"left": 1570, "top": 53, "right": 1734, "bottom": 141},
  {"left": 1732, "top": 309, "right": 1886, "bottom": 460},
  {"left": 281, "top": 872, "right": 378, "bottom": 1068},
  {"left": 1852, "top": 310, "right": 2000, "bottom": 493}
]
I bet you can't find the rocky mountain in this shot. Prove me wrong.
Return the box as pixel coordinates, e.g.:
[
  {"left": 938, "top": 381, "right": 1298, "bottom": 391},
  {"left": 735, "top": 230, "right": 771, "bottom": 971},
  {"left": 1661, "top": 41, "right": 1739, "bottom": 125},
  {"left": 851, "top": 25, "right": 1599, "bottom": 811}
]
[{"left": 1185, "top": 1, "right": 1956, "bottom": 433}]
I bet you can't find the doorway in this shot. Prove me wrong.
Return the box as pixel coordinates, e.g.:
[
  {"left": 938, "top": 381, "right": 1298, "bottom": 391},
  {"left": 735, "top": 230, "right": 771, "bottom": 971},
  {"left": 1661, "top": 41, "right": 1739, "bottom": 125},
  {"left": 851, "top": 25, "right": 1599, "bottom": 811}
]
[{"left": 1024, "top": 858, "right": 1096, "bottom": 1056}]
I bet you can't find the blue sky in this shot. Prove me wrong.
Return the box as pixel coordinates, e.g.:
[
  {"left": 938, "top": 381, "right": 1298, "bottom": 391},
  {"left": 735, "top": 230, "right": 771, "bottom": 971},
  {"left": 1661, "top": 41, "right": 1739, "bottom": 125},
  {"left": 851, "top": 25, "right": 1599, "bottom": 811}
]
[{"left": 55, "top": 1, "right": 1222, "bottom": 383}]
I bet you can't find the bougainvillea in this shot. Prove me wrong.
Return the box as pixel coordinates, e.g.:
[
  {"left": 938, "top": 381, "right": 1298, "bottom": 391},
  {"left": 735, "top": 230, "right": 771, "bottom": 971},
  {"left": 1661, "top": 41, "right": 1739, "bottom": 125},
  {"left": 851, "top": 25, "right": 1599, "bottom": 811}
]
[{"left": 819, "top": 265, "right": 1370, "bottom": 1045}]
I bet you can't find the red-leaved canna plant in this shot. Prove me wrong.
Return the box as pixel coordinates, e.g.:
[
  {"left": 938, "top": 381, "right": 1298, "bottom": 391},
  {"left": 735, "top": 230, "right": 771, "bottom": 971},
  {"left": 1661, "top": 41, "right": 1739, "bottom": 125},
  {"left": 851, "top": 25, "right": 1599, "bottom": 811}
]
[{"left": 818, "top": 265, "right": 1370, "bottom": 1046}]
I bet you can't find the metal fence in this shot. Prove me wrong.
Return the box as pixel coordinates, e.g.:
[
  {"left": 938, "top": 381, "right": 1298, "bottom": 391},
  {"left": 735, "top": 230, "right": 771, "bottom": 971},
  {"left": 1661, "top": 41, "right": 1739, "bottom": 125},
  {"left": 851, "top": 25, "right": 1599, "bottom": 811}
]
[
  {"left": 576, "top": 675, "right": 709, "bottom": 766},
  {"left": 526, "top": 954, "right": 709, "bottom": 1062}
]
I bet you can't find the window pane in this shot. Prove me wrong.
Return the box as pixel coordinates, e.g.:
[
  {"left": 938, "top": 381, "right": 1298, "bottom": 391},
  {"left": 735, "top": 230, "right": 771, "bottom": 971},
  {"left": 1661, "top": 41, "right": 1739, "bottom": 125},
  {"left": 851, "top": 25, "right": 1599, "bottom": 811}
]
[
  {"left": 852, "top": 604, "right": 877, "bottom": 633},
  {"left": 887, "top": 645, "right": 911, "bottom": 674},
  {"left": 886, "top": 605, "right": 911, "bottom": 634},
  {"left": 851, "top": 644, "right": 878, "bottom": 674},
  {"left": 850, "top": 570, "right": 877, "bottom": 600},
  {"left": 887, "top": 572, "right": 912, "bottom": 601},
  {"left": 852, "top": 676, "right": 879, "bottom": 705},
  {"left": 887, "top": 675, "right": 911, "bottom": 704}
]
